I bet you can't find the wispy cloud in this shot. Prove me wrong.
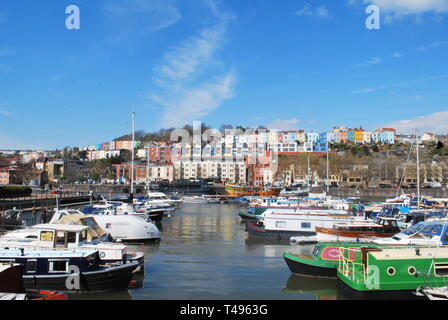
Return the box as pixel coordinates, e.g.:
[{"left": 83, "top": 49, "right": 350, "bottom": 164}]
[
  {"left": 0, "top": 65, "right": 12, "bottom": 72},
  {"left": 349, "top": 0, "right": 448, "bottom": 23},
  {"left": 385, "top": 111, "right": 448, "bottom": 134},
  {"left": 295, "top": 4, "right": 331, "bottom": 18},
  {"left": 351, "top": 57, "right": 383, "bottom": 69},
  {"left": 392, "top": 74, "right": 448, "bottom": 87},
  {"left": 0, "top": 48, "right": 14, "bottom": 56},
  {"left": 352, "top": 73, "right": 448, "bottom": 93},
  {"left": 352, "top": 85, "right": 385, "bottom": 94},
  {"left": 266, "top": 118, "right": 300, "bottom": 131},
  {"left": 149, "top": 0, "right": 237, "bottom": 128},
  {"left": 100, "top": 0, "right": 182, "bottom": 32},
  {"left": 390, "top": 41, "right": 448, "bottom": 59}
]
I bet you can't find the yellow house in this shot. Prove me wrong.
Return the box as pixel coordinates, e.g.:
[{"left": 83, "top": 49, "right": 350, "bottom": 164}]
[{"left": 354, "top": 129, "right": 364, "bottom": 144}]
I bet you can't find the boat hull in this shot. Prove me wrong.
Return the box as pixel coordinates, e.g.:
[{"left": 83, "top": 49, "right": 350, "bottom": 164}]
[
  {"left": 246, "top": 221, "right": 315, "bottom": 240},
  {"left": 283, "top": 254, "right": 336, "bottom": 279},
  {"left": 337, "top": 277, "right": 425, "bottom": 300},
  {"left": 23, "top": 262, "right": 138, "bottom": 293}
]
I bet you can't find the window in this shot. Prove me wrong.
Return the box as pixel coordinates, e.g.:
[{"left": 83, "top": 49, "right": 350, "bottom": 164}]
[
  {"left": 67, "top": 232, "right": 77, "bottom": 244},
  {"left": 301, "top": 222, "right": 311, "bottom": 229},
  {"left": 26, "top": 260, "right": 37, "bottom": 273},
  {"left": 40, "top": 231, "right": 54, "bottom": 242},
  {"left": 55, "top": 231, "right": 66, "bottom": 247},
  {"left": 434, "top": 263, "right": 448, "bottom": 277},
  {"left": 275, "top": 221, "right": 286, "bottom": 228},
  {"left": 49, "top": 260, "right": 69, "bottom": 273}
]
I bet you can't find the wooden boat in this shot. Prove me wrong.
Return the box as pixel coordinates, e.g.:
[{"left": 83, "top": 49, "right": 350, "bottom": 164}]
[
  {"left": 315, "top": 217, "right": 401, "bottom": 242},
  {"left": 225, "top": 184, "right": 280, "bottom": 197},
  {"left": 337, "top": 246, "right": 448, "bottom": 299}
]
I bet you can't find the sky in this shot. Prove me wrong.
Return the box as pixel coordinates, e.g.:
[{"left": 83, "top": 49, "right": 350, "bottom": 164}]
[{"left": 0, "top": 0, "right": 447, "bottom": 150}]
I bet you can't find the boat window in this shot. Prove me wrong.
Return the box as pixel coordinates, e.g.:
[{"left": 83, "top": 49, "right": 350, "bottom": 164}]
[
  {"left": 434, "top": 263, "right": 448, "bottom": 277},
  {"left": 25, "top": 235, "right": 38, "bottom": 239},
  {"left": 276, "top": 221, "right": 286, "bottom": 228},
  {"left": 301, "top": 222, "right": 311, "bottom": 229},
  {"left": 79, "top": 231, "right": 87, "bottom": 242},
  {"left": 49, "top": 260, "right": 69, "bottom": 273},
  {"left": 40, "top": 231, "right": 54, "bottom": 242},
  {"left": 55, "top": 232, "right": 66, "bottom": 247},
  {"left": 312, "top": 245, "right": 321, "bottom": 257},
  {"left": 26, "top": 260, "right": 37, "bottom": 273},
  {"left": 105, "top": 223, "right": 111, "bottom": 229},
  {"left": 67, "top": 232, "right": 77, "bottom": 244}
]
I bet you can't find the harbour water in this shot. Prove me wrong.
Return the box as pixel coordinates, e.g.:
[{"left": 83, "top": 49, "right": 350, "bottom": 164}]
[{"left": 68, "top": 202, "right": 349, "bottom": 300}]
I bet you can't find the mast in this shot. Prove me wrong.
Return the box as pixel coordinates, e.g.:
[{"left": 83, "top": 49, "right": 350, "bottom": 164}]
[
  {"left": 416, "top": 129, "right": 420, "bottom": 213},
  {"left": 146, "top": 143, "right": 150, "bottom": 193},
  {"left": 326, "top": 138, "right": 329, "bottom": 193},
  {"left": 130, "top": 111, "right": 135, "bottom": 198}
]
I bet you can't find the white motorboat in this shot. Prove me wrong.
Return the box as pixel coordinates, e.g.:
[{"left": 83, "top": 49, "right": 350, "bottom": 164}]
[
  {"left": 0, "top": 222, "right": 145, "bottom": 268},
  {"left": 182, "top": 195, "right": 221, "bottom": 204},
  {"left": 50, "top": 209, "right": 160, "bottom": 242}
]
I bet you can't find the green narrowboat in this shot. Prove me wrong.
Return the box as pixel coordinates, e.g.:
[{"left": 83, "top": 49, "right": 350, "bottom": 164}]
[
  {"left": 337, "top": 246, "right": 448, "bottom": 299},
  {"left": 283, "top": 241, "right": 388, "bottom": 278}
]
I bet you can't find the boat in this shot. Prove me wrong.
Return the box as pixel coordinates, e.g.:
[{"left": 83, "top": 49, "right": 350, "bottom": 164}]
[
  {"left": 182, "top": 195, "right": 221, "bottom": 204},
  {"left": 144, "top": 192, "right": 182, "bottom": 206},
  {"left": 373, "top": 219, "right": 448, "bottom": 246},
  {"left": 283, "top": 241, "right": 388, "bottom": 279},
  {"left": 51, "top": 209, "right": 161, "bottom": 242},
  {"left": 225, "top": 184, "right": 280, "bottom": 197},
  {"left": 245, "top": 208, "right": 365, "bottom": 241},
  {"left": 0, "top": 209, "right": 25, "bottom": 231},
  {"left": 0, "top": 264, "right": 67, "bottom": 300},
  {"left": 0, "top": 221, "right": 145, "bottom": 269},
  {"left": 315, "top": 217, "right": 401, "bottom": 242},
  {"left": 336, "top": 246, "right": 448, "bottom": 299},
  {"left": 280, "top": 185, "right": 309, "bottom": 197},
  {"left": 0, "top": 248, "right": 139, "bottom": 293}
]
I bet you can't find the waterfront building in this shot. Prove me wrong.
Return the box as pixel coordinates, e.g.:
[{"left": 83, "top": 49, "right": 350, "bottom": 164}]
[{"left": 306, "top": 132, "right": 319, "bottom": 144}]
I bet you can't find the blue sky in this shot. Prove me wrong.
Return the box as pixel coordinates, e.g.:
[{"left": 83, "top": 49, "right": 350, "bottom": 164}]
[{"left": 0, "top": 0, "right": 447, "bottom": 149}]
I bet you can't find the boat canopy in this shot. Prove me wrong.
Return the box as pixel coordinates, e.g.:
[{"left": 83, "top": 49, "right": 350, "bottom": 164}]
[
  {"left": 401, "top": 221, "right": 448, "bottom": 245},
  {"left": 53, "top": 214, "right": 108, "bottom": 241}
]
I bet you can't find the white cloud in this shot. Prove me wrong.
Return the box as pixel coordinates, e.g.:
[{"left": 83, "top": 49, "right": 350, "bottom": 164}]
[
  {"left": 351, "top": 0, "right": 448, "bottom": 22},
  {"left": 385, "top": 111, "right": 448, "bottom": 134},
  {"left": 153, "top": 72, "right": 237, "bottom": 128},
  {"left": 365, "top": 0, "right": 448, "bottom": 15},
  {"left": 149, "top": 0, "right": 237, "bottom": 128},
  {"left": 351, "top": 57, "right": 383, "bottom": 69},
  {"left": 295, "top": 4, "right": 331, "bottom": 18},
  {"left": 102, "top": 0, "right": 181, "bottom": 32},
  {"left": 0, "top": 48, "right": 14, "bottom": 56},
  {"left": 266, "top": 118, "right": 300, "bottom": 131},
  {"left": 352, "top": 85, "right": 385, "bottom": 94},
  {"left": 0, "top": 109, "right": 12, "bottom": 117}
]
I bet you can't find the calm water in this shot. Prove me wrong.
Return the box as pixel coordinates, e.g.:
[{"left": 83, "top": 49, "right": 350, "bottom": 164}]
[{"left": 67, "top": 202, "right": 349, "bottom": 300}]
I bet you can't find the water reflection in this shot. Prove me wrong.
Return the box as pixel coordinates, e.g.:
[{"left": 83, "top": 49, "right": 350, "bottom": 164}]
[
  {"left": 283, "top": 274, "right": 347, "bottom": 300},
  {"left": 21, "top": 201, "right": 351, "bottom": 300}
]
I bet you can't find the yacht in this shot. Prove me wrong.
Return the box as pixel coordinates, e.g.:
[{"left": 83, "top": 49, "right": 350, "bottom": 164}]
[{"left": 50, "top": 209, "right": 161, "bottom": 242}]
